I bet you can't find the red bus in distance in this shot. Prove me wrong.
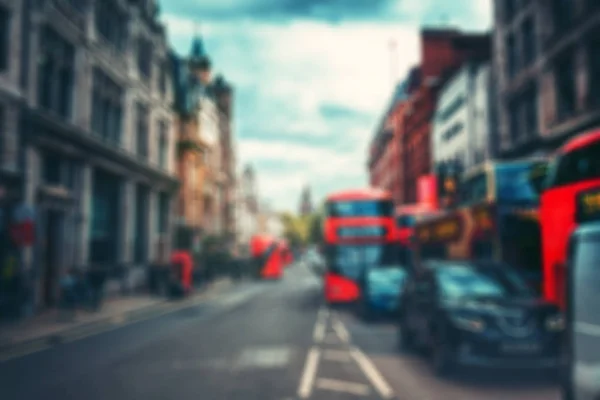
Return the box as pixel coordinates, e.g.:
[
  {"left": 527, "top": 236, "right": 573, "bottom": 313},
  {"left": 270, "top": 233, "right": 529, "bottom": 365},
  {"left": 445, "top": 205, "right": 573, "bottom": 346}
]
[
  {"left": 250, "top": 234, "right": 284, "bottom": 280},
  {"left": 322, "top": 188, "right": 396, "bottom": 305},
  {"left": 536, "top": 129, "right": 600, "bottom": 309}
]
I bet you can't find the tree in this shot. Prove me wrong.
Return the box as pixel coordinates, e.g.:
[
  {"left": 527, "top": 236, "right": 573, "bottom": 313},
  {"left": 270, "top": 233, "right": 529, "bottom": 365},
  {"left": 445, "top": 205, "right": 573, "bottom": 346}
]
[{"left": 308, "top": 212, "right": 324, "bottom": 244}]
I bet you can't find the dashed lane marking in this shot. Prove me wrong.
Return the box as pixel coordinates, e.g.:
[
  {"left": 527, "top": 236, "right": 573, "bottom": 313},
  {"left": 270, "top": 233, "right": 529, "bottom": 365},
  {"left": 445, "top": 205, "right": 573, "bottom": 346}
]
[
  {"left": 350, "top": 346, "right": 394, "bottom": 399},
  {"left": 313, "top": 307, "right": 328, "bottom": 343},
  {"left": 315, "top": 378, "right": 371, "bottom": 396},
  {"left": 298, "top": 347, "right": 320, "bottom": 398},
  {"left": 333, "top": 319, "right": 350, "bottom": 343},
  {"left": 322, "top": 349, "right": 352, "bottom": 362}
]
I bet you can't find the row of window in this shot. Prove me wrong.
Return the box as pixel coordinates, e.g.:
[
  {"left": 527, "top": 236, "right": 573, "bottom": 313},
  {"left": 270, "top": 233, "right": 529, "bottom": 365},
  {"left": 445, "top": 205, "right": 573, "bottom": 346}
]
[
  {"left": 34, "top": 25, "right": 170, "bottom": 169},
  {"left": 94, "top": 0, "right": 167, "bottom": 93},
  {"left": 436, "top": 95, "right": 465, "bottom": 123},
  {"left": 506, "top": 16, "right": 536, "bottom": 78},
  {"left": 441, "top": 121, "right": 464, "bottom": 142},
  {"left": 508, "top": 84, "right": 537, "bottom": 142}
]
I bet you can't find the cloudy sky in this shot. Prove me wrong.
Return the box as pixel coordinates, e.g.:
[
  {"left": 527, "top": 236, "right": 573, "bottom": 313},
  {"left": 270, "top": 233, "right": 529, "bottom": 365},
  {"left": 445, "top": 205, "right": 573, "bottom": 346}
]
[{"left": 161, "top": 0, "right": 492, "bottom": 213}]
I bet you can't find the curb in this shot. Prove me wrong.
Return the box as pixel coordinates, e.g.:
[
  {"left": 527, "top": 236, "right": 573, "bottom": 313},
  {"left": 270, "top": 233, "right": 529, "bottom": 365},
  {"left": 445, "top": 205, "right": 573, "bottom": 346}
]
[{"left": 0, "top": 278, "right": 235, "bottom": 360}]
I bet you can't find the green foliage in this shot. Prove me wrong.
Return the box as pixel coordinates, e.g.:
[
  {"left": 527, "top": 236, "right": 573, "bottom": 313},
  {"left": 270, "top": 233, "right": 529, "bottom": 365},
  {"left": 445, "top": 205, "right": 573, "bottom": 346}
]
[{"left": 280, "top": 209, "right": 324, "bottom": 247}]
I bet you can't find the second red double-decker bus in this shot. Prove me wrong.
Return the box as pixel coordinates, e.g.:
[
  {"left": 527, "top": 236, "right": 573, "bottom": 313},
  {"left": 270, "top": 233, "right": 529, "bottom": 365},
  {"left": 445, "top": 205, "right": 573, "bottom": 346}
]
[
  {"left": 322, "top": 188, "right": 396, "bottom": 304},
  {"left": 535, "top": 128, "right": 600, "bottom": 309},
  {"left": 250, "top": 234, "right": 284, "bottom": 280}
]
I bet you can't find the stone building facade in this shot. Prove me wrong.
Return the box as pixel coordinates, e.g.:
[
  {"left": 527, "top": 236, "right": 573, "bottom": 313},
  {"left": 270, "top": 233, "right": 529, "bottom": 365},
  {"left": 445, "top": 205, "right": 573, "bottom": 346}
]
[
  {"left": 493, "top": 0, "right": 600, "bottom": 157},
  {"left": 20, "top": 0, "right": 178, "bottom": 309},
  {"left": 172, "top": 35, "right": 236, "bottom": 246}
]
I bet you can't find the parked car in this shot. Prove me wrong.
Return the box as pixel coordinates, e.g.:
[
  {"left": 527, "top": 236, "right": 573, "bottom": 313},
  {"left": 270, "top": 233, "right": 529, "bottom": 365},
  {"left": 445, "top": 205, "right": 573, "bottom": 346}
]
[
  {"left": 397, "top": 259, "right": 564, "bottom": 377},
  {"left": 562, "top": 221, "right": 600, "bottom": 400},
  {"left": 358, "top": 265, "right": 407, "bottom": 320}
]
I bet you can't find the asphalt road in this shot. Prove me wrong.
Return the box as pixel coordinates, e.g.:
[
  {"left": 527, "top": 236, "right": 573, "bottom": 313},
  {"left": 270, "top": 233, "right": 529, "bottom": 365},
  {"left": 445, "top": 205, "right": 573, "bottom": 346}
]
[{"left": 0, "top": 263, "right": 559, "bottom": 400}]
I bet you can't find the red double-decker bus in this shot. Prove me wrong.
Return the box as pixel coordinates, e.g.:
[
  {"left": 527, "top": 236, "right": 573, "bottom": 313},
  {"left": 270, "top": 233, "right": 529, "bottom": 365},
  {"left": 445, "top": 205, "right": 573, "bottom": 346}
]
[
  {"left": 250, "top": 234, "right": 285, "bottom": 280},
  {"left": 536, "top": 129, "right": 600, "bottom": 309},
  {"left": 322, "top": 188, "right": 396, "bottom": 304}
]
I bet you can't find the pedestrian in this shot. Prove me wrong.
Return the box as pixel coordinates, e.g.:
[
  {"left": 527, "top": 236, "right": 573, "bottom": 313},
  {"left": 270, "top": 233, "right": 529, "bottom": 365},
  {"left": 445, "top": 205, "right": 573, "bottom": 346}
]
[
  {"left": 88, "top": 265, "right": 106, "bottom": 311},
  {"left": 59, "top": 268, "right": 78, "bottom": 321}
]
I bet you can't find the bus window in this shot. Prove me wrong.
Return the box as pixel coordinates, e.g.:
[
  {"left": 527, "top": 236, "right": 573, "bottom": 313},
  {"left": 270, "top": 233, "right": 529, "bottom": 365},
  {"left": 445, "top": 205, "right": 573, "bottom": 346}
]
[
  {"left": 572, "top": 235, "right": 600, "bottom": 399},
  {"left": 548, "top": 140, "right": 600, "bottom": 188},
  {"left": 396, "top": 214, "right": 416, "bottom": 228},
  {"left": 326, "top": 200, "right": 393, "bottom": 217},
  {"left": 495, "top": 163, "right": 539, "bottom": 203}
]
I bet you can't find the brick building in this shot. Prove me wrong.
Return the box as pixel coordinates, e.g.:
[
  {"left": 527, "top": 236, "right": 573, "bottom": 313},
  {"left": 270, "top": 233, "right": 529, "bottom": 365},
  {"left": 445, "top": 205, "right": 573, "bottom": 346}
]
[
  {"left": 493, "top": 0, "right": 600, "bottom": 157},
  {"left": 401, "top": 29, "right": 490, "bottom": 204},
  {"left": 368, "top": 81, "right": 408, "bottom": 205}
]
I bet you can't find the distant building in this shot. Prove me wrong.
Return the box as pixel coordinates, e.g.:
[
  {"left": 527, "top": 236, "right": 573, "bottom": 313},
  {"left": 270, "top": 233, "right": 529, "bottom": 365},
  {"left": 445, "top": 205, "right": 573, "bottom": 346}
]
[
  {"left": 234, "top": 164, "right": 259, "bottom": 254},
  {"left": 172, "top": 33, "right": 236, "bottom": 244},
  {"left": 493, "top": 0, "right": 600, "bottom": 158},
  {"left": 432, "top": 57, "right": 495, "bottom": 174},
  {"left": 299, "top": 185, "right": 313, "bottom": 216}
]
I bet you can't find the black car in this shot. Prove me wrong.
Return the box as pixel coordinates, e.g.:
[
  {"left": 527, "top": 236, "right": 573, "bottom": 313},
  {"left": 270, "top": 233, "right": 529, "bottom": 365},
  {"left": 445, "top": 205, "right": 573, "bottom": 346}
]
[{"left": 397, "top": 260, "right": 564, "bottom": 377}]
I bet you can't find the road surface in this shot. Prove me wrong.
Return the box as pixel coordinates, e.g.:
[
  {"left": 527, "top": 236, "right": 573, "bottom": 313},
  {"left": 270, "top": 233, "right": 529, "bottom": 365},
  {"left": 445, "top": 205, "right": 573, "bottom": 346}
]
[{"left": 0, "top": 263, "right": 559, "bottom": 399}]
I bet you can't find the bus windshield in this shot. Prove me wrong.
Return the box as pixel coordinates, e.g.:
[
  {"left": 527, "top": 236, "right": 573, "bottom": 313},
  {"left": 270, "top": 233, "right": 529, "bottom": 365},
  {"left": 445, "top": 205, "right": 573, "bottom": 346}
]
[
  {"left": 327, "top": 244, "right": 399, "bottom": 280},
  {"left": 327, "top": 200, "right": 393, "bottom": 217},
  {"left": 495, "top": 163, "right": 539, "bottom": 203},
  {"left": 547, "top": 140, "right": 600, "bottom": 188}
]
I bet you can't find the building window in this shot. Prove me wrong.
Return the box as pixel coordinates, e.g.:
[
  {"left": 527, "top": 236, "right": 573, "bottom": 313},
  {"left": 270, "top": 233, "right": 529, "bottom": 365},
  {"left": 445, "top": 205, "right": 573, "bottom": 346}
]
[
  {"left": 137, "top": 37, "right": 152, "bottom": 80},
  {"left": 37, "top": 26, "right": 75, "bottom": 119},
  {"left": 555, "top": 51, "right": 576, "bottom": 121},
  {"left": 95, "top": 0, "right": 127, "bottom": 51},
  {"left": 158, "top": 120, "right": 168, "bottom": 169},
  {"left": 522, "top": 17, "right": 536, "bottom": 67},
  {"left": 0, "top": 6, "right": 10, "bottom": 72},
  {"left": 158, "top": 193, "right": 169, "bottom": 234},
  {"left": 506, "top": 33, "right": 518, "bottom": 78},
  {"left": 552, "top": 0, "right": 573, "bottom": 32},
  {"left": 523, "top": 85, "right": 538, "bottom": 138},
  {"left": 588, "top": 35, "right": 600, "bottom": 107},
  {"left": 136, "top": 103, "right": 149, "bottom": 159},
  {"left": 42, "top": 151, "right": 62, "bottom": 185},
  {"left": 158, "top": 61, "right": 168, "bottom": 95},
  {"left": 508, "top": 98, "right": 520, "bottom": 143},
  {"left": 91, "top": 68, "right": 123, "bottom": 145},
  {"left": 504, "top": 0, "right": 516, "bottom": 23}
]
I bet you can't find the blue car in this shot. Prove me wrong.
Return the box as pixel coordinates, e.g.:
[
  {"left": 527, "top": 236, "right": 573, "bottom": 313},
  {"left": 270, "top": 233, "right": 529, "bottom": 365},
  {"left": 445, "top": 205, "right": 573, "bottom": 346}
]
[{"left": 359, "top": 266, "right": 407, "bottom": 320}]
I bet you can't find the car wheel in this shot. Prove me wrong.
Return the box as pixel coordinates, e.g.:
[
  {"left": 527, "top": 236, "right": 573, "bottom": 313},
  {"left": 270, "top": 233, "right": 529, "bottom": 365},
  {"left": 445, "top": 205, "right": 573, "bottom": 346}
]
[{"left": 431, "top": 334, "right": 455, "bottom": 377}]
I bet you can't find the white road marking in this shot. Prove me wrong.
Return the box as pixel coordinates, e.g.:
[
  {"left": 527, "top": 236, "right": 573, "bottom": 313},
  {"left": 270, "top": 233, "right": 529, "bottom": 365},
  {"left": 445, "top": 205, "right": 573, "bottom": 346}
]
[
  {"left": 298, "top": 347, "right": 320, "bottom": 398},
  {"left": 315, "top": 378, "right": 371, "bottom": 396},
  {"left": 333, "top": 319, "right": 350, "bottom": 343},
  {"left": 313, "top": 307, "right": 327, "bottom": 342},
  {"left": 322, "top": 349, "right": 352, "bottom": 362},
  {"left": 350, "top": 346, "right": 394, "bottom": 399},
  {"left": 323, "top": 334, "right": 340, "bottom": 344},
  {"left": 234, "top": 346, "right": 292, "bottom": 369}
]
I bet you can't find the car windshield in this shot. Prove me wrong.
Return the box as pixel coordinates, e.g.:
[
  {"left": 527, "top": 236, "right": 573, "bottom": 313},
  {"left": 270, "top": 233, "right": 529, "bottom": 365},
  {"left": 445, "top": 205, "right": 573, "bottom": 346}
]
[
  {"left": 495, "top": 163, "right": 539, "bottom": 203},
  {"left": 368, "top": 267, "right": 407, "bottom": 285},
  {"left": 436, "top": 264, "right": 534, "bottom": 299}
]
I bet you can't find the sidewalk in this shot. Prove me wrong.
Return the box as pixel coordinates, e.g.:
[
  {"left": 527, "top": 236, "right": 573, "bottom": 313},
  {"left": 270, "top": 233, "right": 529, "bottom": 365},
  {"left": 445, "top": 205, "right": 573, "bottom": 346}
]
[{"left": 0, "top": 277, "right": 233, "bottom": 353}]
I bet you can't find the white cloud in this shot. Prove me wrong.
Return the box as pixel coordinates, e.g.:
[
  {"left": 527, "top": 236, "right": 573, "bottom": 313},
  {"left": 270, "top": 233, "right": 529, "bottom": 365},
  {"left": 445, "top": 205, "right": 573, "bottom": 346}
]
[{"left": 162, "top": 1, "right": 491, "bottom": 212}]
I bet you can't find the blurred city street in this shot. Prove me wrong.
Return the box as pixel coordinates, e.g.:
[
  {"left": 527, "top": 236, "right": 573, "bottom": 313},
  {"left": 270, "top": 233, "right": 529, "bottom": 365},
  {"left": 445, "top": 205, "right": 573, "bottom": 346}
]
[{"left": 0, "top": 263, "right": 559, "bottom": 400}]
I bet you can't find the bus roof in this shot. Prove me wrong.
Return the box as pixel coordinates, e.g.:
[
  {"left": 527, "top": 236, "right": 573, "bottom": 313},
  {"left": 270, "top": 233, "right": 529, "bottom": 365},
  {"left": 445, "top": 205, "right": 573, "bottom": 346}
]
[
  {"left": 326, "top": 188, "right": 392, "bottom": 202},
  {"left": 561, "top": 129, "right": 600, "bottom": 154}
]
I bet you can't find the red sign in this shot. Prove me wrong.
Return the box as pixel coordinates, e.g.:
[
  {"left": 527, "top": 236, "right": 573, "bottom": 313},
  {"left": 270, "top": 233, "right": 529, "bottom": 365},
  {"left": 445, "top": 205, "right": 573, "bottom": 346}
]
[{"left": 417, "top": 175, "right": 438, "bottom": 210}]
